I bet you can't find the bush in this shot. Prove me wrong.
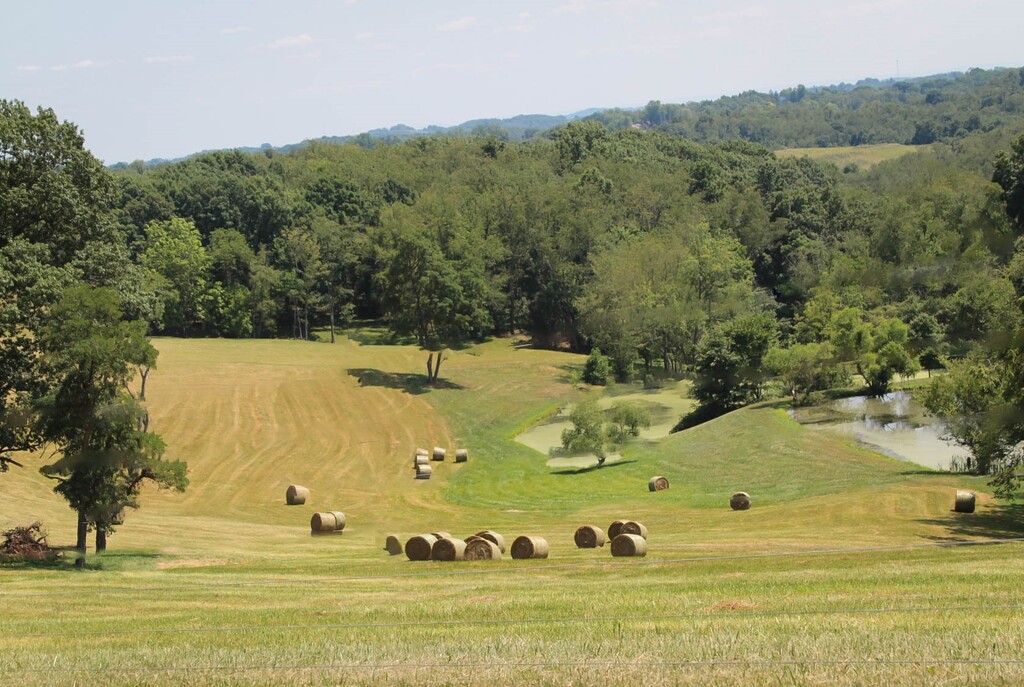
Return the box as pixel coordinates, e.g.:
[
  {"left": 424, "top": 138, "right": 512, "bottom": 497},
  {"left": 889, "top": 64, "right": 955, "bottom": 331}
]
[{"left": 582, "top": 348, "right": 610, "bottom": 386}]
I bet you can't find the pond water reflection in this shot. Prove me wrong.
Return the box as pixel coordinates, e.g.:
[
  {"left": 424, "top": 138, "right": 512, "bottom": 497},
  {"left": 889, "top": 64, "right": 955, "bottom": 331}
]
[{"left": 788, "top": 391, "right": 963, "bottom": 471}]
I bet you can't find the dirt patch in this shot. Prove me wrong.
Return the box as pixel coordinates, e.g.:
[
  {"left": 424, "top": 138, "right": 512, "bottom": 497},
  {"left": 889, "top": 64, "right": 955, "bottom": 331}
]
[{"left": 706, "top": 600, "right": 759, "bottom": 612}]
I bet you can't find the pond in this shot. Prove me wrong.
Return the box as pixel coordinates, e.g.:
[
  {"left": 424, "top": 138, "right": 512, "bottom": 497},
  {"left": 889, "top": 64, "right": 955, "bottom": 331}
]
[
  {"left": 787, "top": 391, "right": 963, "bottom": 471},
  {"left": 514, "top": 382, "right": 695, "bottom": 469}
]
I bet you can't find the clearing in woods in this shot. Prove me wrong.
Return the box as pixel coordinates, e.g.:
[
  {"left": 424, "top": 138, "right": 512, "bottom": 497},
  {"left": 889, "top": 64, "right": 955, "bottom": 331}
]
[
  {"left": 1, "top": 335, "right": 1021, "bottom": 686},
  {"left": 776, "top": 142, "right": 929, "bottom": 169}
]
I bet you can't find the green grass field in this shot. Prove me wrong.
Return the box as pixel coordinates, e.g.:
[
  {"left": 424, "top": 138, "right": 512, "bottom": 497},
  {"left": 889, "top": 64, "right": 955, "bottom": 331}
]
[
  {"left": 776, "top": 143, "right": 927, "bottom": 170},
  {"left": 2, "top": 336, "right": 1022, "bottom": 686}
]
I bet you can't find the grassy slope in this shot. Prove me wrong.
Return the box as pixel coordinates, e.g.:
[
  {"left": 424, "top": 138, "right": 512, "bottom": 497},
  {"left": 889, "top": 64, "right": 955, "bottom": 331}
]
[
  {"left": 1, "top": 336, "right": 1021, "bottom": 686},
  {"left": 776, "top": 143, "right": 926, "bottom": 169}
]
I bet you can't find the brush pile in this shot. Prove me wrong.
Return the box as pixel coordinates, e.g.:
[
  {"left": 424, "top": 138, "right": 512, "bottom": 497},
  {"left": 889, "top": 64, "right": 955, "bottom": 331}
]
[{"left": 1, "top": 522, "right": 55, "bottom": 562}]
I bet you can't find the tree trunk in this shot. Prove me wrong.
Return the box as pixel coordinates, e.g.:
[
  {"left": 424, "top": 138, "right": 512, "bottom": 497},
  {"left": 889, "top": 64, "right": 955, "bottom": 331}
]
[
  {"left": 96, "top": 528, "right": 106, "bottom": 553},
  {"left": 329, "top": 303, "right": 336, "bottom": 344},
  {"left": 432, "top": 351, "right": 444, "bottom": 382},
  {"left": 75, "top": 510, "right": 88, "bottom": 569},
  {"left": 426, "top": 352, "right": 434, "bottom": 381}
]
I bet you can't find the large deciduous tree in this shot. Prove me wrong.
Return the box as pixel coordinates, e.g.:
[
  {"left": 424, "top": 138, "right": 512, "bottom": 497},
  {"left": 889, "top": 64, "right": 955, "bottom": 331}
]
[
  {"left": 37, "top": 286, "right": 187, "bottom": 567},
  {"left": 377, "top": 228, "right": 490, "bottom": 382},
  {"left": 1, "top": 100, "right": 131, "bottom": 472}
]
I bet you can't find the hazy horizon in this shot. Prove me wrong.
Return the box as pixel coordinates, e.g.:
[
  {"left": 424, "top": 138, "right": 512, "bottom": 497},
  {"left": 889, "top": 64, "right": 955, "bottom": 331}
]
[{"left": 6, "top": 0, "right": 1024, "bottom": 163}]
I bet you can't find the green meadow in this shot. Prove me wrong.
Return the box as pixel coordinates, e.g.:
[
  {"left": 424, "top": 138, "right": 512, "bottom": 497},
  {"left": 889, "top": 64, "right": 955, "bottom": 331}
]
[
  {"left": 2, "top": 335, "right": 1022, "bottom": 686},
  {"left": 776, "top": 143, "right": 927, "bottom": 169}
]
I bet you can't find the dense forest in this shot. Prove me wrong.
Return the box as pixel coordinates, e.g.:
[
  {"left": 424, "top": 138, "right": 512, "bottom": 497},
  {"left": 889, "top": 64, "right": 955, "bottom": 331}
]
[{"left": 3, "top": 66, "right": 1024, "bottom": 501}]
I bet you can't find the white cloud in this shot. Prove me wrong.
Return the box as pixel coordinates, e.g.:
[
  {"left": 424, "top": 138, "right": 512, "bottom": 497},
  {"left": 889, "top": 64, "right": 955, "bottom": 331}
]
[
  {"left": 436, "top": 17, "right": 478, "bottom": 32},
  {"left": 221, "top": 26, "right": 251, "bottom": 34},
  {"left": 268, "top": 34, "right": 316, "bottom": 49},
  {"left": 45, "top": 59, "right": 105, "bottom": 72},
  {"left": 355, "top": 31, "right": 375, "bottom": 41},
  {"left": 16, "top": 65, "right": 42, "bottom": 72},
  {"left": 145, "top": 55, "right": 194, "bottom": 64}
]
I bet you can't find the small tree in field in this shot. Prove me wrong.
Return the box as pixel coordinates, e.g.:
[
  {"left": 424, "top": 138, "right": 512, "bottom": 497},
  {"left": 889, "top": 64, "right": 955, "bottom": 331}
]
[
  {"left": 560, "top": 399, "right": 606, "bottom": 457},
  {"left": 37, "top": 286, "right": 187, "bottom": 567},
  {"left": 607, "top": 402, "right": 651, "bottom": 443}
]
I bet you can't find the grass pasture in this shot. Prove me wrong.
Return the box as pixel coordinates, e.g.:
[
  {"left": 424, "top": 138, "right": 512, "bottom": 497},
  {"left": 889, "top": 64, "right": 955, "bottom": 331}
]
[
  {"left": 776, "top": 143, "right": 928, "bottom": 170},
  {"left": 2, "top": 336, "right": 1023, "bottom": 686}
]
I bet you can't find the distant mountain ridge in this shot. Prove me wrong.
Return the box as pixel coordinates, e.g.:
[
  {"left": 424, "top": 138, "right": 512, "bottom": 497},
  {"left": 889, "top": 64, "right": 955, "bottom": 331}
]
[
  {"left": 112, "top": 108, "right": 607, "bottom": 168},
  {"left": 109, "top": 67, "right": 1020, "bottom": 169}
]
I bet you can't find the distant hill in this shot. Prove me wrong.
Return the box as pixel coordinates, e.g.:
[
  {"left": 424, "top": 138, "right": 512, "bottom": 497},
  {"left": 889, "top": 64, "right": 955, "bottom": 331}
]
[
  {"left": 109, "top": 66, "right": 1024, "bottom": 169},
  {"left": 109, "top": 108, "right": 607, "bottom": 169}
]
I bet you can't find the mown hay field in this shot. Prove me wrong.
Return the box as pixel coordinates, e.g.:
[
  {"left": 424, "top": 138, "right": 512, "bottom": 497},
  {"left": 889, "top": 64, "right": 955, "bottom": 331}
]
[
  {"left": 2, "top": 335, "right": 1022, "bottom": 686},
  {"left": 776, "top": 142, "right": 928, "bottom": 170}
]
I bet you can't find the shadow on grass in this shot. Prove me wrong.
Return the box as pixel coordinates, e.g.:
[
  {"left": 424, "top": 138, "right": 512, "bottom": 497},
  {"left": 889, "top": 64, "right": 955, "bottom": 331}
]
[
  {"left": 344, "top": 324, "right": 415, "bottom": 347},
  {"left": 348, "top": 368, "right": 464, "bottom": 395},
  {"left": 918, "top": 502, "right": 1024, "bottom": 540},
  {"left": 551, "top": 459, "right": 638, "bottom": 475}
]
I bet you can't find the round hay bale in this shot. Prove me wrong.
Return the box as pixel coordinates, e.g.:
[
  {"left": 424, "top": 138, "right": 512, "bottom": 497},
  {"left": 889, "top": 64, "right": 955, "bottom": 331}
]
[
  {"left": 405, "top": 534, "right": 438, "bottom": 561},
  {"left": 415, "top": 448, "right": 429, "bottom": 457},
  {"left": 414, "top": 455, "right": 429, "bottom": 467},
  {"left": 328, "top": 511, "right": 346, "bottom": 531},
  {"left": 574, "top": 525, "right": 606, "bottom": 549},
  {"left": 415, "top": 464, "right": 432, "bottom": 479},
  {"left": 620, "top": 520, "right": 648, "bottom": 539},
  {"left": 432, "top": 447, "right": 446, "bottom": 461},
  {"left": 431, "top": 537, "right": 467, "bottom": 561},
  {"left": 730, "top": 491, "right": 751, "bottom": 511},
  {"left": 611, "top": 533, "right": 648, "bottom": 557},
  {"left": 455, "top": 448, "right": 469, "bottom": 463},
  {"left": 286, "top": 485, "right": 310, "bottom": 505},
  {"left": 474, "top": 530, "right": 507, "bottom": 553},
  {"left": 384, "top": 534, "right": 403, "bottom": 555},
  {"left": 954, "top": 490, "right": 976, "bottom": 513},
  {"left": 648, "top": 475, "right": 669, "bottom": 492},
  {"left": 310, "top": 512, "right": 342, "bottom": 532},
  {"left": 430, "top": 531, "right": 453, "bottom": 540},
  {"left": 607, "top": 520, "right": 626, "bottom": 539},
  {"left": 511, "top": 535, "right": 549, "bottom": 560},
  {"left": 464, "top": 538, "right": 502, "bottom": 560},
  {"left": 463, "top": 535, "right": 483, "bottom": 545}
]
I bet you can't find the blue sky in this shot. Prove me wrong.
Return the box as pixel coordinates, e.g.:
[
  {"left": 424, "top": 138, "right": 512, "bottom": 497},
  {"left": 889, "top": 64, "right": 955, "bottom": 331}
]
[{"left": 4, "top": 0, "right": 1023, "bottom": 163}]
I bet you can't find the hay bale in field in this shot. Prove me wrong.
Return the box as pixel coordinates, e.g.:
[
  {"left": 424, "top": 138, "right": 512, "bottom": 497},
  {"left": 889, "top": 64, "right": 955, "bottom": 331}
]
[
  {"left": 432, "top": 447, "right": 446, "bottom": 461},
  {"left": 611, "top": 533, "right": 648, "bottom": 557},
  {"left": 574, "top": 525, "right": 606, "bottom": 549},
  {"left": 511, "top": 535, "right": 549, "bottom": 560},
  {"left": 463, "top": 535, "right": 483, "bottom": 545},
  {"left": 415, "top": 464, "right": 432, "bottom": 479},
  {"left": 607, "top": 520, "right": 626, "bottom": 539},
  {"left": 405, "top": 534, "right": 438, "bottom": 561},
  {"left": 431, "top": 537, "right": 467, "bottom": 561},
  {"left": 620, "top": 520, "right": 647, "bottom": 539},
  {"left": 286, "top": 485, "right": 310, "bottom": 505},
  {"left": 384, "top": 534, "right": 403, "bottom": 555},
  {"left": 414, "top": 455, "right": 430, "bottom": 467},
  {"left": 474, "top": 530, "right": 506, "bottom": 553},
  {"left": 648, "top": 475, "right": 669, "bottom": 492},
  {"left": 310, "top": 511, "right": 345, "bottom": 533},
  {"left": 730, "top": 491, "right": 751, "bottom": 510},
  {"left": 464, "top": 538, "right": 502, "bottom": 560},
  {"left": 455, "top": 448, "right": 469, "bottom": 463},
  {"left": 954, "top": 490, "right": 976, "bottom": 513},
  {"left": 415, "top": 448, "right": 429, "bottom": 457}
]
